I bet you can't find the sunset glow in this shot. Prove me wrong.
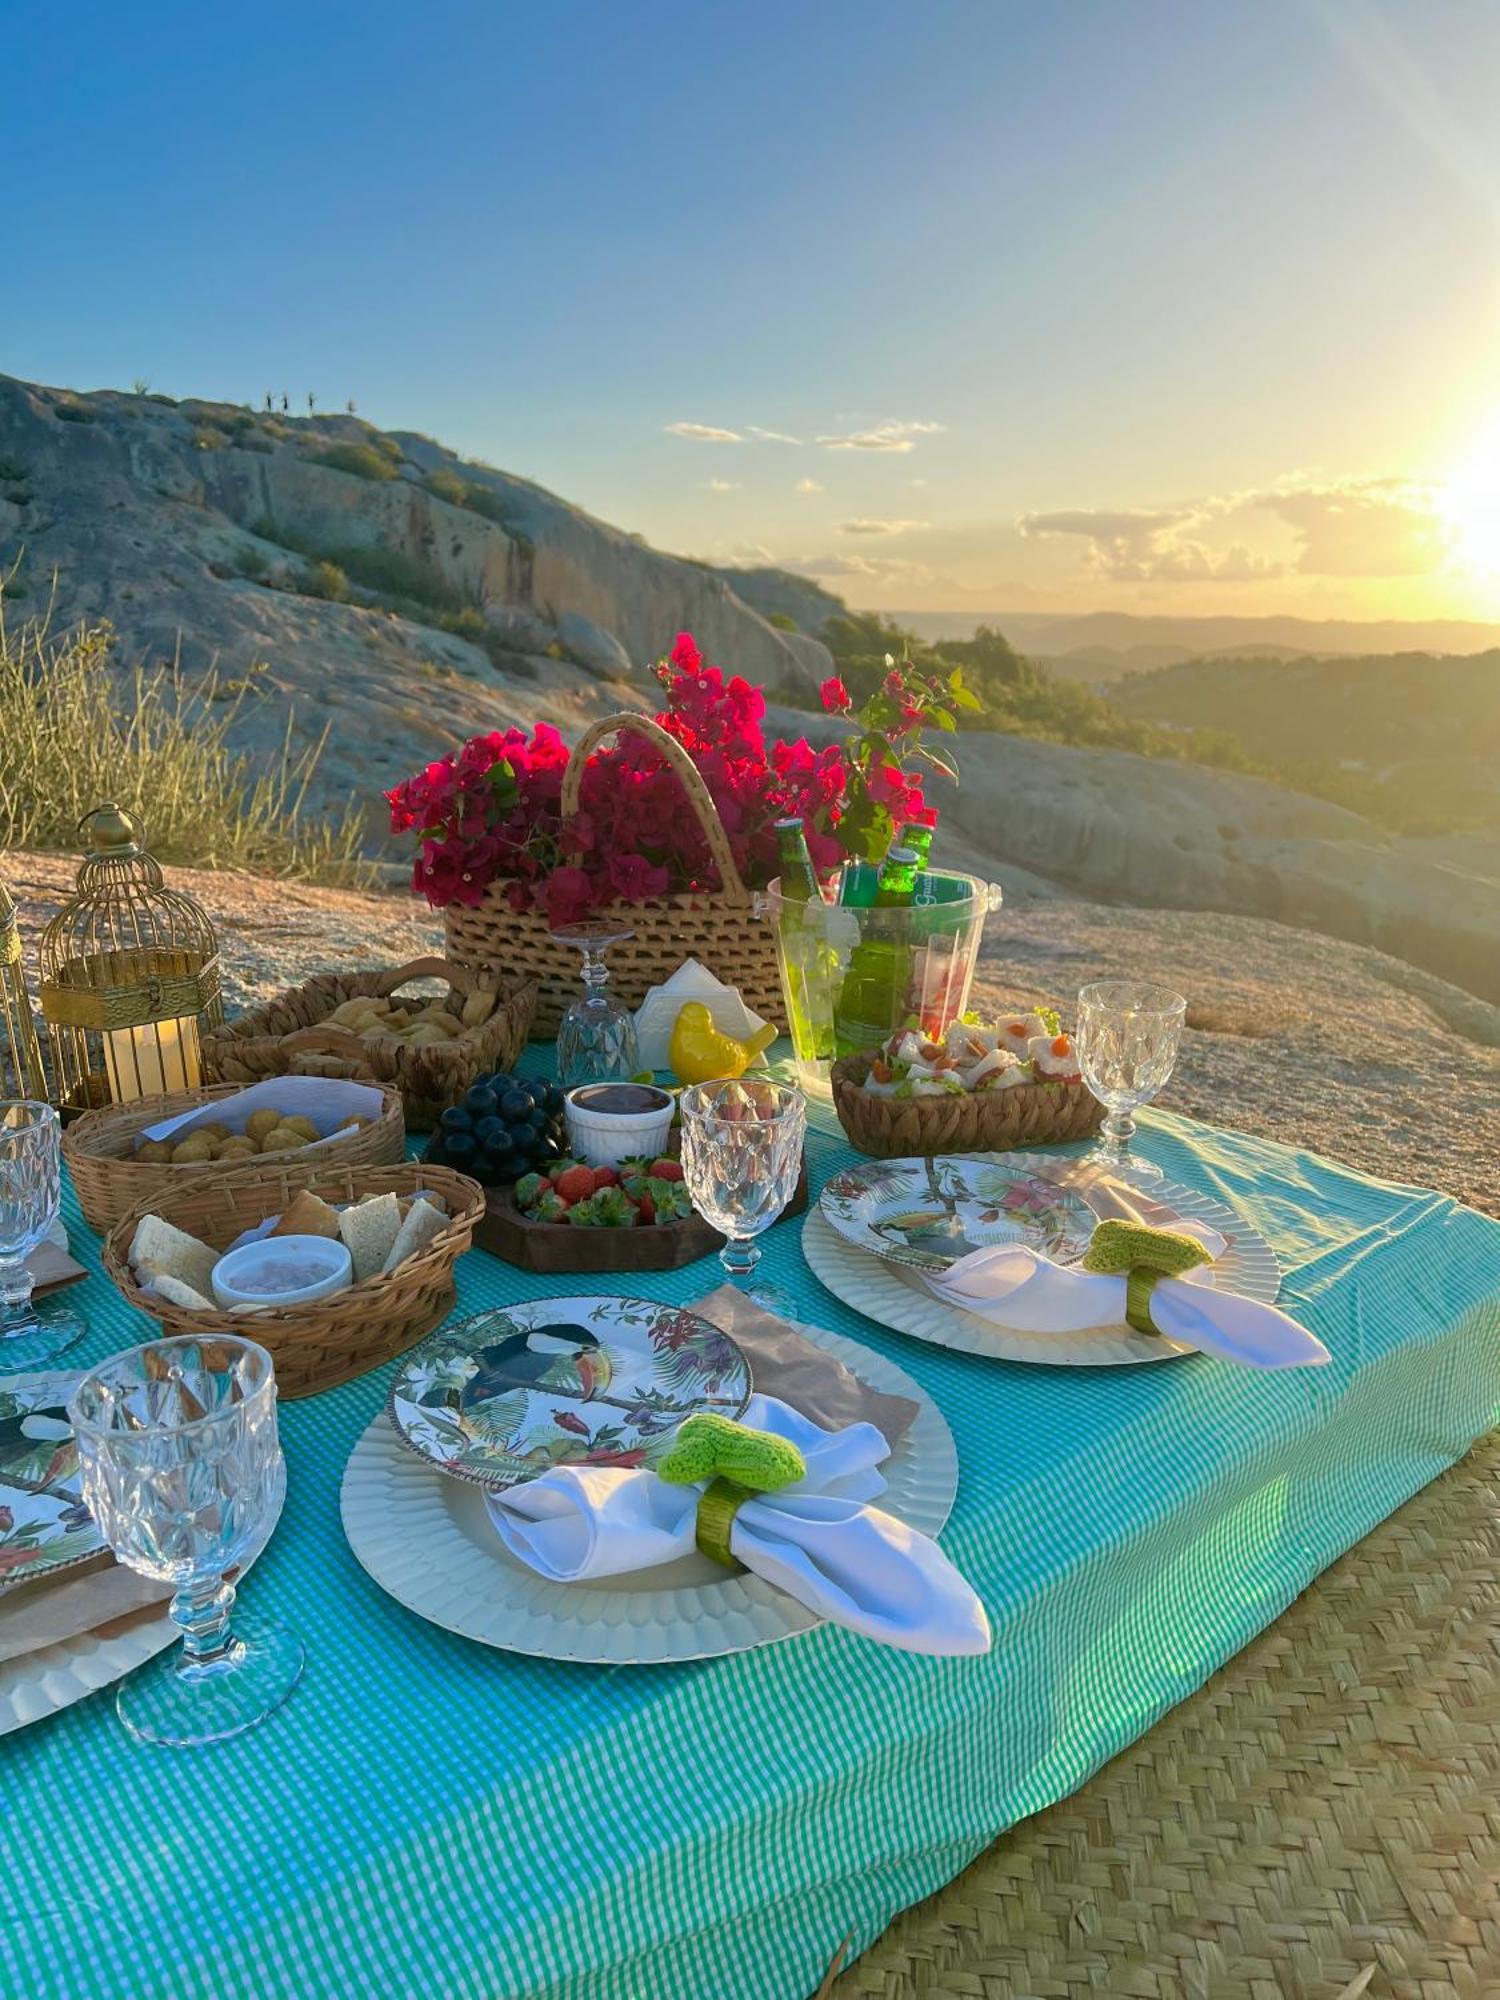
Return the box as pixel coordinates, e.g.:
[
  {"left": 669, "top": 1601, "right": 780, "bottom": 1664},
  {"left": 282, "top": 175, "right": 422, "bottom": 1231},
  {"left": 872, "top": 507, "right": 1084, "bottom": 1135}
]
[{"left": 1441, "top": 414, "right": 1500, "bottom": 580}]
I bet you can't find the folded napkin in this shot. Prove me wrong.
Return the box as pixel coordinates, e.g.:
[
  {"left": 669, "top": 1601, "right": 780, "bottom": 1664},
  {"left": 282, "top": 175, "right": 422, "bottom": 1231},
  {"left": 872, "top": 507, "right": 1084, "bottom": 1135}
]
[
  {"left": 484, "top": 1393, "right": 991, "bottom": 1656},
  {"left": 0, "top": 1558, "right": 168, "bottom": 1666},
  {"left": 1069, "top": 1174, "right": 1228, "bottom": 1259},
  {"left": 924, "top": 1221, "right": 1329, "bottom": 1370}
]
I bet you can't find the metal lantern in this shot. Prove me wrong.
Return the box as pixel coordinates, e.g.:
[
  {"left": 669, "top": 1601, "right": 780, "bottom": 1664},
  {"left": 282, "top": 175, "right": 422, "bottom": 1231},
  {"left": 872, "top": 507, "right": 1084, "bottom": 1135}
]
[
  {"left": 0, "top": 876, "right": 48, "bottom": 1100},
  {"left": 39, "top": 805, "right": 223, "bottom": 1112}
]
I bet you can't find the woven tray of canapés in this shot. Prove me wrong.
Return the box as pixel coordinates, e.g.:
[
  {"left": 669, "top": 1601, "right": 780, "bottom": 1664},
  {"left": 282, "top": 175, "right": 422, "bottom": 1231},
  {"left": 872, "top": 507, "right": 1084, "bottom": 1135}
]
[
  {"left": 61, "top": 1077, "right": 404, "bottom": 1233},
  {"left": 831, "top": 1009, "right": 1105, "bottom": 1158}
]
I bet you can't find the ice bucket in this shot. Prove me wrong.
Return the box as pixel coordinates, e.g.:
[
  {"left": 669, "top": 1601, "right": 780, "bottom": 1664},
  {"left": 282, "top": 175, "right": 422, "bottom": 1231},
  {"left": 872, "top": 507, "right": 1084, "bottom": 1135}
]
[{"left": 762, "top": 870, "right": 1002, "bottom": 1094}]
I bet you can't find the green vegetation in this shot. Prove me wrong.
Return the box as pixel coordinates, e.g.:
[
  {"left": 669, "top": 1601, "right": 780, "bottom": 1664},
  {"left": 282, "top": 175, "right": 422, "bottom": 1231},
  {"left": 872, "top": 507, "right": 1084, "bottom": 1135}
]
[
  {"left": 0, "top": 609, "right": 369, "bottom": 882},
  {"left": 0, "top": 457, "right": 26, "bottom": 483},
  {"left": 1118, "top": 651, "right": 1500, "bottom": 835},
  {"left": 303, "top": 559, "right": 350, "bottom": 602},
  {"left": 52, "top": 400, "right": 94, "bottom": 424},
  {"left": 314, "top": 442, "right": 398, "bottom": 482},
  {"left": 422, "top": 469, "right": 535, "bottom": 554},
  {"left": 766, "top": 611, "right": 798, "bottom": 631}
]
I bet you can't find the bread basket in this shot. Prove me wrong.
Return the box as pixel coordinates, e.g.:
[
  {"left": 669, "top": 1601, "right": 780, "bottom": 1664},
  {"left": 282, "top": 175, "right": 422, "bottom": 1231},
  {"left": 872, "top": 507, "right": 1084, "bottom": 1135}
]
[
  {"left": 830, "top": 1054, "right": 1105, "bottom": 1159},
  {"left": 200, "top": 956, "right": 536, "bottom": 1130},
  {"left": 102, "top": 1161, "right": 485, "bottom": 1397},
  {"left": 62, "top": 1081, "right": 405, "bottom": 1233}
]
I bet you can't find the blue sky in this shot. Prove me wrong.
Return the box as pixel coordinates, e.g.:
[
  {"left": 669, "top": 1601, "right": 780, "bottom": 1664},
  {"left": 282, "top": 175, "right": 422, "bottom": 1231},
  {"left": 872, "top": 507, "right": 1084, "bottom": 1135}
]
[{"left": 7, "top": 0, "right": 1500, "bottom": 615}]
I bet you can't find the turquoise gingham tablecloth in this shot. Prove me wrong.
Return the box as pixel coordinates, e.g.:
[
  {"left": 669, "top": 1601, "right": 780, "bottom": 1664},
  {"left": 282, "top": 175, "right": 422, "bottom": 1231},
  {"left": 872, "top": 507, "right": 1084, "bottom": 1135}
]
[{"left": 3, "top": 1082, "right": 1498, "bottom": 2000}]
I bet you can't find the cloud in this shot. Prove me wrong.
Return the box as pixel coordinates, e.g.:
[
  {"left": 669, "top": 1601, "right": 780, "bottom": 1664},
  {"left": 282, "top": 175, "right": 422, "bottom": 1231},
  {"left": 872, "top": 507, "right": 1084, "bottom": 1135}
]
[
  {"left": 781, "top": 552, "right": 936, "bottom": 583},
  {"left": 1017, "top": 479, "right": 1453, "bottom": 583},
  {"left": 837, "top": 517, "right": 930, "bottom": 537},
  {"left": 815, "top": 420, "right": 945, "bottom": 453},
  {"left": 665, "top": 421, "right": 744, "bottom": 443},
  {"left": 794, "top": 477, "right": 824, "bottom": 494},
  {"left": 704, "top": 478, "right": 738, "bottom": 493},
  {"left": 745, "top": 426, "right": 802, "bottom": 445}
]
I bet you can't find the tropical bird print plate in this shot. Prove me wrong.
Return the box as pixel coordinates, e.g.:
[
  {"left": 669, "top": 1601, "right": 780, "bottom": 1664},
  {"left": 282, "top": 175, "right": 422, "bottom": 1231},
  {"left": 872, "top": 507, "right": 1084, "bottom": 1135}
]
[
  {"left": 0, "top": 1373, "right": 105, "bottom": 1595},
  {"left": 819, "top": 1156, "right": 1096, "bottom": 1275},
  {"left": 388, "top": 1297, "right": 752, "bottom": 1490}
]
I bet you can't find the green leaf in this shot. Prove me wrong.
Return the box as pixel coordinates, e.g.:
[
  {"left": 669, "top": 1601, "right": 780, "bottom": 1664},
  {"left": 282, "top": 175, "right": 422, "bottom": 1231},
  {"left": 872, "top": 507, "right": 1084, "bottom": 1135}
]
[
  {"left": 914, "top": 741, "right": 960, "bottom": 782},
  {"left": 927, "top": 707, "right": 958, "bottom": 732}
]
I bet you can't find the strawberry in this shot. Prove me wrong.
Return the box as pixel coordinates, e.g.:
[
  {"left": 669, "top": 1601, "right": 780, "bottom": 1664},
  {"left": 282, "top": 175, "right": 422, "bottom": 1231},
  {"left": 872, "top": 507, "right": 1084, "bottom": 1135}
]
[
  {"left": 649, "top": 1158, "right": 684, "bottom": 1183},
  {"left": 636, "top": 1193, "right": 656, "bottom": 1225},
  {"left": 553, "top": 1164, "right": 597, "bottom": 1205},
  {"left": 591, "top": 1165, "right": 619, "bottom": 1188}
]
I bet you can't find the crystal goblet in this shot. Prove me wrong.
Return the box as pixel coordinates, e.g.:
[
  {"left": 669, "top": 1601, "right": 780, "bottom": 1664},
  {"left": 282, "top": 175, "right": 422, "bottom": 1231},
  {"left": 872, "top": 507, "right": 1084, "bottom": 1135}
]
[
  {"left": 1075, "top": 980, "right": 1186, "bottom": 1184},
  {"left": 551, "top": 922, "right": 640, "bottom": 1087},
  {"left": 68, "top": 1335, "right": 302, "bottom": 1748},
  {"left": 679, "top": 1078, "right": 806, "bottom": 1316},
  {"left": 0, "top": 1100, "right": 86, "bottom": 1367}
]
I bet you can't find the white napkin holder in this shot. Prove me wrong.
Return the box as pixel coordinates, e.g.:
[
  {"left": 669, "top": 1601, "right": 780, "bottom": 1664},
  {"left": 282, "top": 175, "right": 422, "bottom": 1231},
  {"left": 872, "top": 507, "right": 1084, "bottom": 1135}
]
[{"left": 632, "top": 960, "right": 770, "bottom": 1074}]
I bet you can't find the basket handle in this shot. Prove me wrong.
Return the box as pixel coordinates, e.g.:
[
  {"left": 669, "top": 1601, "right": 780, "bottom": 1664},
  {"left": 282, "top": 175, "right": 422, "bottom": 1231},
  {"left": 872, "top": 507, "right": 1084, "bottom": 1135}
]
[
  {"left": 374, "top": 955, "right": 488, "bottom": 999},
  {"left": 277, "top": 1025, "right": 378, "bottom": 1075},
  {"left": 559, "top": 711, "right": 750, "bottom": 904}
]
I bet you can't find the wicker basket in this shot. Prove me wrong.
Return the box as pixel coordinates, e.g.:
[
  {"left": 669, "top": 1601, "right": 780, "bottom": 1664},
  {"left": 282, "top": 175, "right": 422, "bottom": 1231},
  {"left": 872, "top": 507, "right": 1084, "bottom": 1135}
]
[
  {"left": 200, "top": 956, "right": 536, "bottom": 1130},
  {"left": 62, "top": 1081, "right": 406, "bottom": 1234},
  {"left": 830, "top": 1054, "right": 1106, "bottom": 1158},
  {"left": 442, "top": 712, "right": 785, "bottom": 1038},
  {"left": 102, "top": 1161, "right": 485, "bottom": 1397}
]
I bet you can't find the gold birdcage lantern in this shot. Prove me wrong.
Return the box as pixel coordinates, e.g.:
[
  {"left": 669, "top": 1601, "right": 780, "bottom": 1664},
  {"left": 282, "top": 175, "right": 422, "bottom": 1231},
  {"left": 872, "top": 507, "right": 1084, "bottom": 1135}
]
[
  {"left": 0, "top": 875, "right": 48, "bottom": 1100},
  {"left": 39, "top": 805, "right": 223, "bottom": 1112}
]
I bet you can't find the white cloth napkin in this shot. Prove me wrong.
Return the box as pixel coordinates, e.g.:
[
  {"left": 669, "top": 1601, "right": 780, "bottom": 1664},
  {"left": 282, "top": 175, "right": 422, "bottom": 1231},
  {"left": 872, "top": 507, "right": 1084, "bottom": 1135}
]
[
  {"left": 483, "top": 1394, "right": 991, "bottom": 1656},
  {"left": 923, "top": 1244, "right": 1329, "bottom": 1369},
  {"left": 1074, "top": 1177, "right": 1228, "bottom": 1258}
]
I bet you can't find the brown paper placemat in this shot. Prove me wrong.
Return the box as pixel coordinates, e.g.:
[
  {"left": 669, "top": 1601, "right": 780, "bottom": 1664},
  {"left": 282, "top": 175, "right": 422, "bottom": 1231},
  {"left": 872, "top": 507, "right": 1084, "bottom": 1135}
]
[
  {"left": 691, "top": 1285, "right": 918, "bottom": 1448},
  {"left": 0, "top": 1557, "right": 169, "bottom": 1665}
]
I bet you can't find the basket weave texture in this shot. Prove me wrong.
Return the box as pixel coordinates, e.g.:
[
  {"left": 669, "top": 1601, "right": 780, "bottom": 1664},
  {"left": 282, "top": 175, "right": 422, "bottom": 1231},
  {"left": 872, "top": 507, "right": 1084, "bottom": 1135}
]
[
  {"left": 61, "top": 1081, "right": 405, "bottom": 1233},
  {"left": 102, "top": 1161, "right": 484, "bottom": 1397},
  {"left": 200, "top": 956, "right": 535, "bottom": 1130},
  {"left": 441, "top": 712, "right": 785, "bottom": 1037},
  {"left": 830, "top": 1055, "right": 1105, "bottom": 1158}
]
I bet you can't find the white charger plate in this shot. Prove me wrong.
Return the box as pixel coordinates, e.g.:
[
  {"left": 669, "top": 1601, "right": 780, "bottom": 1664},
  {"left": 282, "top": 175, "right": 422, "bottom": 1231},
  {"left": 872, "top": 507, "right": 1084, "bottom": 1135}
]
[
  {"left": 803, "top": 1157, "right": 1281, "bottom": 1367},
  {"left": 0, "top": 1454, "right": 287, "bottom": 1737},
  {"left": 341, "top": 1320, "right": 957, "bottom": 1665}
]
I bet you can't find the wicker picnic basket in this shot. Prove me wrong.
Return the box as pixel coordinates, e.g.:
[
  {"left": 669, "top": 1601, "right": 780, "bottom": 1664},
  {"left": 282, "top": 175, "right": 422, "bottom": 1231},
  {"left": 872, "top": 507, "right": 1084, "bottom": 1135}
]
[
  {"left": 102, "top": 1160, "right": 485, "bottom": 1397},
  {"left": 200, "top": 956, "right": 536, "bottom": 1130},
  {"left": 441, "top": 712, "right": 786, "bottom": 1039},
  {"left": 831, "top": 1053, "right": 1105, "bottom": 1159},
  {"left": 62, "top": 1081, "right": 406, "bottom": 1234}
]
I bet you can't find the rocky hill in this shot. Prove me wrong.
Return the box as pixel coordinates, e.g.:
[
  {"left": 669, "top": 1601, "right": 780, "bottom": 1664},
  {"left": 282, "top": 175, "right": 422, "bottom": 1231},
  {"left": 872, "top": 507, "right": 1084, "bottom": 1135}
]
[{"left": 0, "top": 373, "right": 831, "bottom": 827}]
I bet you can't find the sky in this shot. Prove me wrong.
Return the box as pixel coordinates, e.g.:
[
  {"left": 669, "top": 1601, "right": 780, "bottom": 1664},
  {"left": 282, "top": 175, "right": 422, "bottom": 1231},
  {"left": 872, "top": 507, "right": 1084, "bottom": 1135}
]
[{"left": 6, "top": 0, "right": 1500, "bottom": 619}]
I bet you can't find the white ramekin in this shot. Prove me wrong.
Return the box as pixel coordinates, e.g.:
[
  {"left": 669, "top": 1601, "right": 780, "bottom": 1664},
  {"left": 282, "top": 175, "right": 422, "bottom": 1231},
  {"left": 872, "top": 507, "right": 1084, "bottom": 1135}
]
[
  {"left": 211, "top": 1234, "right": 352, "bottom": 1310},
  {"left": 563, "top": 1083, "right": 676, "bottom": 1168}
]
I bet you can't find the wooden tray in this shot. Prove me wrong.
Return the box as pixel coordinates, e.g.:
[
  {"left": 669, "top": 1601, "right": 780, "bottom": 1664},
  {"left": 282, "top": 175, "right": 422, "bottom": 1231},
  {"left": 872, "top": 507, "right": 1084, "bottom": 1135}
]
[{"left": 475, "top": 1157, "right": 809, "bottom": 1273}]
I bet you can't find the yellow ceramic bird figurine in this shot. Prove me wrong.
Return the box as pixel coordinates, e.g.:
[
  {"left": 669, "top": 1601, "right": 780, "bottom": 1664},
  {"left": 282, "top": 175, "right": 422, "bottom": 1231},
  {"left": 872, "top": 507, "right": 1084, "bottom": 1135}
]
[{"left": 669, "top": 1002, "right": 777, "bottom": 1085}]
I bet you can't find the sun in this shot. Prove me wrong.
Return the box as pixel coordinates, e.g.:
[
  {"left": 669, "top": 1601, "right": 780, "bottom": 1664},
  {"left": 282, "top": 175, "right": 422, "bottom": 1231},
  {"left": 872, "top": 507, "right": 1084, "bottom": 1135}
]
[{"left": 1439, "top": 413, "right": 1500, "bottom": 576}]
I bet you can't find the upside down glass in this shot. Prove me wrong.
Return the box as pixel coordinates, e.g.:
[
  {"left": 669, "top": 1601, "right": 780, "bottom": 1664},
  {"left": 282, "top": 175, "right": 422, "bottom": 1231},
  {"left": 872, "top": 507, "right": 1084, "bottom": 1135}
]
[
  {"left": 0, "top": 1100, "right": 87, "bottom": 1367},
  {"left": 68, "top": 1335, "right": 303, "bottom": 1748},
  {"left": 551, "top": 922, "right": 640, "bottom": 1087},
  {"left": 1075, "top": 980, "right": 1186, "bottom": 1184},
  {"left": 679, "top": 1078, "right": 806, "bottom": 1316}
]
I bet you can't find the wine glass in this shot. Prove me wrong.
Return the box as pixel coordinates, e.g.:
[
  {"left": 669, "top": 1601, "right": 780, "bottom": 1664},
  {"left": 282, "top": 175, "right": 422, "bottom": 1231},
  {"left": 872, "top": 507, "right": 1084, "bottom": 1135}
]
[
  {"left": 0, "top": 1100, "right": 87, "bottom": 1367},
  {"left": 679, "top": 1078, "right": 806, "bottom": 1316},
  {"left": 1075, "top": 981, "right": 1186, "bottom": 1185},
  {"left": 68, "top": 1335, "right": 302, "bottom": 1748},
  {"left": 551, "top": 922, "right": 640, "bottom": 1087}
]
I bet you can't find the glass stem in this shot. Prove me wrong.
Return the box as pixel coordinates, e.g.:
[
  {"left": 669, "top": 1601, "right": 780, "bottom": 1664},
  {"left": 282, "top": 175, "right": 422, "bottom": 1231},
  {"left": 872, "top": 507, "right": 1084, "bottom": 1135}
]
[
  {"left": 719, "top": 1237, "right": 761, "bottom": 1282},
  {"left": 1099, "top": 1106, "right": 1137, "bottom": 1167},
  {"left": 171, "top": 1576, "right": 238, "bottom": 1677},
  {"left": 0, "top": 1253, "right": 35, "bottom": 1325}
]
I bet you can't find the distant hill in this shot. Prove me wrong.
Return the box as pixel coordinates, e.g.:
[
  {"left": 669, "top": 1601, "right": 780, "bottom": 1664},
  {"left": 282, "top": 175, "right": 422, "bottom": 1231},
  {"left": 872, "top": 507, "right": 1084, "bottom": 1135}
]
[{"left": 894, "top": 609, "right": 1500, "bottom": 680}]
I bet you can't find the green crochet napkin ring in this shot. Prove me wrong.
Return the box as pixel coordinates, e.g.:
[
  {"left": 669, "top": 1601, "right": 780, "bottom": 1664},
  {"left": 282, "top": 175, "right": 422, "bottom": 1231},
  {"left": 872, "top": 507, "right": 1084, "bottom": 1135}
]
[
  {"left": 658, "top": 1413, "right": 808, "bottom": 1570},
  {"left": 1080, "top": 1219, "right": 1214, "bottom": 1336}
]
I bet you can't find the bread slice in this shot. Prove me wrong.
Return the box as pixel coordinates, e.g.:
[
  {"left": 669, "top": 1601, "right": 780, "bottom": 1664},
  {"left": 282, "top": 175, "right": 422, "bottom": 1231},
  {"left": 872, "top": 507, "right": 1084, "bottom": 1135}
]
[
  {"left": 381, "top": 1196, "right": 450, "bottom": 1274},
  {"left": 338, "top": 1193, "right": 402, "bottom": 1282},
  {"left": 147, "top": 1273, "right": 216, "bottom": 1313},
  {"left": 269, "top": 1190, "right": 342, "bottom": 1241},
  {"left": 129, "top": 1215, "right": 218, "bottom": 1300}
]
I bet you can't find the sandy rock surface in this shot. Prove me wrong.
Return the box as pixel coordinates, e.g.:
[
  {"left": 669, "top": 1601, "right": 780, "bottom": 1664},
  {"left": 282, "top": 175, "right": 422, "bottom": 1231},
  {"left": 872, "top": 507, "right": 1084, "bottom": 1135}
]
[{"left": 9, "top": 850, "right": 1494, "bottom": 1218}]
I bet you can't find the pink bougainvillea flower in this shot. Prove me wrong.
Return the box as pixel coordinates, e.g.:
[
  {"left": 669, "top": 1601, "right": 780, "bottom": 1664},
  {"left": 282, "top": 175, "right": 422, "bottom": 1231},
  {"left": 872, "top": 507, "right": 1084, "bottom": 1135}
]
[{"left": 820, "top": 676, "right": 852, "bottom": 713}]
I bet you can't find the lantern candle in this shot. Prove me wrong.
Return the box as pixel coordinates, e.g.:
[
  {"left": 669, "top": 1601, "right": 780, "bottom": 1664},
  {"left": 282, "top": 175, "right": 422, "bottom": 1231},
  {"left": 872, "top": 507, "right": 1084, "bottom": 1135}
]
[{"left": 102, "top": 1016, "right": 203, "bottom": 1102}]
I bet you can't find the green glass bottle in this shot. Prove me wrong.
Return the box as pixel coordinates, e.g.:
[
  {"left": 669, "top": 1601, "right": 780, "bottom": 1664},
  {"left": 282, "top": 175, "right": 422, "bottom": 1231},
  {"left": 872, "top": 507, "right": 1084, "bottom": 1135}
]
[
  {"left": 896, "top": 821, "right": 933, "bottom": 868},
  {"left": 774, "top": 817, "right": 823, "bottom": 903},
  {"left": 834, "top": 846, "right": 919, "bottom": 1054}
]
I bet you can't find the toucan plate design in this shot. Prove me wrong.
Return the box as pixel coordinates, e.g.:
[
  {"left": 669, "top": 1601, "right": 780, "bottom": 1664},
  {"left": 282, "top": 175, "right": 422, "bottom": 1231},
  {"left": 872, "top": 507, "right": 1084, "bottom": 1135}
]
[
  {"left": 388, "top": 1298, "right": 752, "bottom": 1490},
  {"left": 0, "top": 1373, "right": 105, "bottom": 1595},
  {"left": 820, "top": 1156, "right": 1096, "bottom": 1275}
]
